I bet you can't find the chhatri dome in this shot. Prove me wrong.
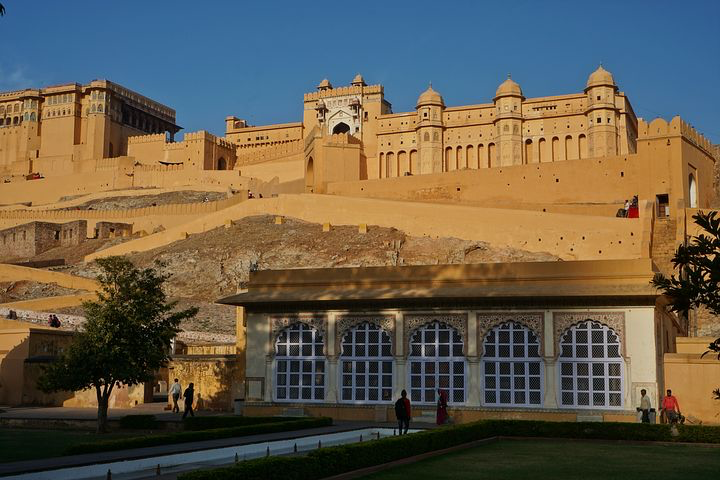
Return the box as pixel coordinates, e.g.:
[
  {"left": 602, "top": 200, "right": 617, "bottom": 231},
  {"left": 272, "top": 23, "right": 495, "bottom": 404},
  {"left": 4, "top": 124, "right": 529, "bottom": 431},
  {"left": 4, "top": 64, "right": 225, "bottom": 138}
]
[
  {"left": 586, "top": 65, "right": 616, "bottom": 89},
  {"left": 416, "top": 84, "right": 444, "bottom": 108},
  {"left": 495, "top": 74, "right": 523, "bottom": 98},
  {"left": 351, "top": 74, "right": 366, "bottom": 86},
  {"left": 317, "top": 78, "right": 333, "bottom": 90}
]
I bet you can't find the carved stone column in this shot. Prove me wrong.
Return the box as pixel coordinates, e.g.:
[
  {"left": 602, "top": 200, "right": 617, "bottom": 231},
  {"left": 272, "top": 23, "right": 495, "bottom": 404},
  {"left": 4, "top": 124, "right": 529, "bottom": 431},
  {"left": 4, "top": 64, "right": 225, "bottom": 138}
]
[
  {"left": 395, "top": 358, "right": 407, "bottom": 400},
  {"left": 467, "top": 358, "right": 481, "bottom": 406},
  {"left": 326, "top": 357, "right": 338, "bottom": 403},
  {"left": 264, "top": 356, "right": 273, "bottom": 402}
]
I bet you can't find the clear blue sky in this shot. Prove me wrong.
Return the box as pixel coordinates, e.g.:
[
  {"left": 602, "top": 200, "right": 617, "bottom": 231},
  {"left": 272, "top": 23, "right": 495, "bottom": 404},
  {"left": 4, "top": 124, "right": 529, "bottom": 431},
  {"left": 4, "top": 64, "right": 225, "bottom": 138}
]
[{"left": 1, "top": 0, "right": 718, "bottom": 142}]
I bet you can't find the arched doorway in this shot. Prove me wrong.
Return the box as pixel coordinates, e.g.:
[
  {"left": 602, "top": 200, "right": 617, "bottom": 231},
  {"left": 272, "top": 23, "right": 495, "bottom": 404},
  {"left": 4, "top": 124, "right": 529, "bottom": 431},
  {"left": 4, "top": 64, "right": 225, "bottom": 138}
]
[
  {"left": 306, "top": 157, "right": 314, "bottom": 192},
  {"left": 332, "top": 122, "right": 350, "bottom": 134},
  {"left": 217, "top": 157, "right": 227, "bottom": 170},
  {"left": 689, "top": 173, "right": 698, "bottom": 208}
]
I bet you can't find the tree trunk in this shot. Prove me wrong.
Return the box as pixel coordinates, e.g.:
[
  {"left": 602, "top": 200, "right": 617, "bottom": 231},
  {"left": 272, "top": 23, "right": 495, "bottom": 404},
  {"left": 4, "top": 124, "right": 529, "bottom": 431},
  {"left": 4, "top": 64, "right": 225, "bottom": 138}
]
[{"left": 96, "top": 386, "right": 109, "bottom": 434}]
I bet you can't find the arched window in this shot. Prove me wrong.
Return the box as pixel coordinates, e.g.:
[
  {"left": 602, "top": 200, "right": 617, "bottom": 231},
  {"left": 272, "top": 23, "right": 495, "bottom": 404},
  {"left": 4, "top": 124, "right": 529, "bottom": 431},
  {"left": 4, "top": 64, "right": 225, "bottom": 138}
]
[
  {"left": 559, "top": 321, "right": 623, "bottom": 409},
  {"left": 274, "top": 323, "right": 325, "bottom": 402},
  {"left": 689, "top": 174, "right": 698, "bottom": 208},
  {"left": 340, "top": 322, "right": 393, "bottom": 403},
  {"left": 423, "top": 132, "right": 430, "bottom": 142},
  {"left": 332, "top": 122, "right": 350, "bottom": 134},
  {"left": 524, "top": 139, "right": 533, "bottom": 164},
  {"left": 444, "top": 147, "right": 453, "bottom": 171},
  {"left": 409, "top": 321, "right": 466, "bottom": 404},
  {"left": 482, "top": 322, "right": 543, "bottom": 407}
]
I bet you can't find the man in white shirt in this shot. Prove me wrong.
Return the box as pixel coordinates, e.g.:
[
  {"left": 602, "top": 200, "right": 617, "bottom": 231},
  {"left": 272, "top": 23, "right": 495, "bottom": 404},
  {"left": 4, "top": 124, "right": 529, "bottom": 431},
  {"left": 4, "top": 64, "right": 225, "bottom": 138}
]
[
  {"left": 170, "top": 378, "right": 182, "bottom": 413},
  {"left": 639, "top": 389, "right": 652, "bottom": 423}
]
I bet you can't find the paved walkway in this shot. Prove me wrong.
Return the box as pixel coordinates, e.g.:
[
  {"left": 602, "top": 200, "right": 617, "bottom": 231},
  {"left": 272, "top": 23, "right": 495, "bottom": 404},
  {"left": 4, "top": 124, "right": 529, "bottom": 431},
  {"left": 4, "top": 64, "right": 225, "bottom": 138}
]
[
  {"left": 0, "top": 403, "right": 219, "bottom": 423},
  {"left": 0, "top": 420, "right": 436, "bottom": 477}
]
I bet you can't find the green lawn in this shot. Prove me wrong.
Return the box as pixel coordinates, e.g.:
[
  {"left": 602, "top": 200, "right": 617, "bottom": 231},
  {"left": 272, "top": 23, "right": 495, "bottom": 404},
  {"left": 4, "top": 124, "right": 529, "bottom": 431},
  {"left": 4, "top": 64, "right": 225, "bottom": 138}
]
[
  {"left": 362, "top": 439, "right": 720, "bottom": 480},
  {"left": 0, "top": 428, "right": 137, "bottom": 463}
]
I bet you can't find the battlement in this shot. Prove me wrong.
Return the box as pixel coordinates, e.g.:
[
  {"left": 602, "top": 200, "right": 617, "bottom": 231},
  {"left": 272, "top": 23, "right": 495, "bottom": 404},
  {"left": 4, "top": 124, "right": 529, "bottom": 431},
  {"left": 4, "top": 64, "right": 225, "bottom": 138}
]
[
  {"left": 324, "top": 133, "right": 362, "bottom": 145},
  {"left": 127, "top": 133, "right": 167, "bottom": 144},
  {"left": 638, "top": 116, "right": 717, "bottom": 159},
  {"left": 181, "top": 130, "right": 236, "bottom": 149},
  {"left": 304, "top": 84, "right": 383, "bottom": 101},
  {"left": 236, "top": 140, "right": 302, "bottom": 165},
  {"left": 134, "top": 163, "right": 185, "bottom": 172}
]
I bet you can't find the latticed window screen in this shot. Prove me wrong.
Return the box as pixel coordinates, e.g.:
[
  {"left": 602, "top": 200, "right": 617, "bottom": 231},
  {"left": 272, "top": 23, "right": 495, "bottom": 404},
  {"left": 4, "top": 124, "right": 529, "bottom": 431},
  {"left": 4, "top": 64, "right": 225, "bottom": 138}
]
[
  {"left": 559, "top": 320, "right": 623, "bottom": 409},
  {"left": 275, "top": 323, "right": 325, "bottom": 402},
  {"left": 482, "top": 322, "right": 544, "bottom": 407},
  {"left": 408, "top": 322, "right": 466, "bottom": 404},
  {"left": 340, "top": 322, "right": 393, "bottom": 403}
]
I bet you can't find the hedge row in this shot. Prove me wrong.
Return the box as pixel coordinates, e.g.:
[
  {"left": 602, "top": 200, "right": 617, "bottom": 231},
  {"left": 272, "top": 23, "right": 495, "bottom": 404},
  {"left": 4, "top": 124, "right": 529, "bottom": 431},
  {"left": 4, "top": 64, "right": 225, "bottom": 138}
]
[
  {"left": 64, "top": 417, "right": 332, "bottom": 456},
  {"left": 179, "top": 420, "right": 720, "bottom": 480},
  {"left": 119, "top": 414, "right": 160, "bottom": 430},
  {"left": 183, "top": 416, "right": 295, "bottom": 431}
]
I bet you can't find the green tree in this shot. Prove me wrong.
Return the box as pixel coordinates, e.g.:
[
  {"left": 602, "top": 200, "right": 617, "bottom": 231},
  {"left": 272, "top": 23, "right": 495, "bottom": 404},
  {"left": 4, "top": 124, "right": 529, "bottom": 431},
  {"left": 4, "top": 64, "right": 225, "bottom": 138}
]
[
  {"left": 38, "top": 256, "right": 197, "bottom": 433},
  {"left": 652, "top": 210, "right": 720, "bottom": 399}
]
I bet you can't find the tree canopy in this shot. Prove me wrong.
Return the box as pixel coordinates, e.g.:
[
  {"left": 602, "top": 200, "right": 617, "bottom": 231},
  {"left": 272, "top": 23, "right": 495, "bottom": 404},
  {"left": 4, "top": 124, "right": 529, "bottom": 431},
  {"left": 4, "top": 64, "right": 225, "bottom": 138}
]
[
  {"left": 652, "top": 210, "right": 720, "bottom": 398},
  {"left": 38, "top": 256, "right": 197, "bottom": 432}
]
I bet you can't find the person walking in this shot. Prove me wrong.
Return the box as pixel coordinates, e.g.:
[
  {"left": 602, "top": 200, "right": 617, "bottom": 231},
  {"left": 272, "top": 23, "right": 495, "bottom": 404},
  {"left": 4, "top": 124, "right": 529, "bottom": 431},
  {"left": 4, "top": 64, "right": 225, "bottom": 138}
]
[
  {"left": 170, "top": 378, "right": 182, "bottom": 413},
  {"left": 639, "top": 389, "right": 652, "bottom": 423},
  {"left": 182, "top": 382, "right": 195, "bottom": 419},
  {"left": 661, "top": 389, "right": 681, "bottom": 424},
  {"left": 394, "top": 389, "right": 412, "bottom": 435},
  {"left": 436, "top": 389, "right": 449, "bottom": 425}
]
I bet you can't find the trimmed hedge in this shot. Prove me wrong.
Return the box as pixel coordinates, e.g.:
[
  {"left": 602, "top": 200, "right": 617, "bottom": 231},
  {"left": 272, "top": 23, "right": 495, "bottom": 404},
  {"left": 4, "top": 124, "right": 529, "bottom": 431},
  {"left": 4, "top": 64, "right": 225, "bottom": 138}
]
[
  {"left": 178, "top": 420, "right": 720, "bottom": 480},
  {"left": 183, "top": 416, "right": 297, "bottom": 431},
  {"left": 64, "top": 417, "right": 332, "bottom": 456},
  {"left": 119, "top": 414, "right": 160, "bottom": 430}
]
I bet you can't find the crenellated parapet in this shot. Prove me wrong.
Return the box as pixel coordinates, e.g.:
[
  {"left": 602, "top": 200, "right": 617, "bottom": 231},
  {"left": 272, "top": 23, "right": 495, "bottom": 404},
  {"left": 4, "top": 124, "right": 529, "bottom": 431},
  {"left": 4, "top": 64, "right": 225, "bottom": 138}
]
[
  {"left": 325, "top": 133, "right": 362, "bottom": 145},
  {"left": 303, "top": 84, "right": 383, "bottom": 101},
  {"left": 638, "top": 116, "right": 718, "bottom": 159},
  {"left": 127, "top": 133, "right": 167, "bottom": 144},
  {"left": 236, "top": 139, "right": 302, "bottom": 165}
]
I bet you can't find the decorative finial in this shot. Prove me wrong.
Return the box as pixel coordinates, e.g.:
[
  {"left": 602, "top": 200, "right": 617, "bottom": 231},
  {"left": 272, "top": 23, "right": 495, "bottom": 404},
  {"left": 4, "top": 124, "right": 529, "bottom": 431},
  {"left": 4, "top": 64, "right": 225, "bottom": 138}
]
[
  {"left": 429, "top": 81, "right": 432, "bottom": 89},
  {"left": 507, "top": 73, "right": 511, "bottom": 79}
]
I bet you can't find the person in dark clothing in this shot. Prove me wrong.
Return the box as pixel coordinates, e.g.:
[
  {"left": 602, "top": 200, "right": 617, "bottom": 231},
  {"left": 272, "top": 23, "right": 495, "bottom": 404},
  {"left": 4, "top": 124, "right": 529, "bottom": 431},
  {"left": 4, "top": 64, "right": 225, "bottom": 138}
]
[
  {"left": 394, "top": 389, "right": 411, "bottom": 434},
  {"left": 182, "top": 382, "right": 195, "bottom": 418}
]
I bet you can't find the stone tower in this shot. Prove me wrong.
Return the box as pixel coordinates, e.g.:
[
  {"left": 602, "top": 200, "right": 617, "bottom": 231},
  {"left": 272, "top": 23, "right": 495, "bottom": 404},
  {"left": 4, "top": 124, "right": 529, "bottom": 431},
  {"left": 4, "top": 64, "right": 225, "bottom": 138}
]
[
  {"left": 493, "top": 75, "right": 524, "bottom": 167},
  {"left": 585, "top": 65, "right": 619, "bottom": 158},
  {"left": 415, "top": 85, "right": 445, "bottom": 174}
]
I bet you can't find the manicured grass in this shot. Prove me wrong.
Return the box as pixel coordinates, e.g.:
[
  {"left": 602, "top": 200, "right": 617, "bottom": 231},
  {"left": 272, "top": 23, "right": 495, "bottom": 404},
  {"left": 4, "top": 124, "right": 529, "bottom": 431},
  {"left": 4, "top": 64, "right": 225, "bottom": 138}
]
[
  {"left": 0, "top": 428, "right": 136, "bottom": 463},
  {"left": 362, "top": 439, "right": 720, "bottom": 480}
]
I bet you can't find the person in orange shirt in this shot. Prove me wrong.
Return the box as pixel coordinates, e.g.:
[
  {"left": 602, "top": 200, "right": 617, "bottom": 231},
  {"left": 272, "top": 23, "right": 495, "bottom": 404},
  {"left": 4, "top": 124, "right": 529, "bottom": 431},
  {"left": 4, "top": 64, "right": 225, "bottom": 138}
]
[{"left": 661, "top": 389, "right": 681, "bottom": 424}]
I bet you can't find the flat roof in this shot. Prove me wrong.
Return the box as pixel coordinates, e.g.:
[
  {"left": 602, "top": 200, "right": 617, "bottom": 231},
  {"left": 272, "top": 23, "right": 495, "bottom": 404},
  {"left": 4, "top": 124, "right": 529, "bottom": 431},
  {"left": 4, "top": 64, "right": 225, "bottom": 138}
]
[{"left": 218, "top": 258, "right": 660, "bottom": 309}]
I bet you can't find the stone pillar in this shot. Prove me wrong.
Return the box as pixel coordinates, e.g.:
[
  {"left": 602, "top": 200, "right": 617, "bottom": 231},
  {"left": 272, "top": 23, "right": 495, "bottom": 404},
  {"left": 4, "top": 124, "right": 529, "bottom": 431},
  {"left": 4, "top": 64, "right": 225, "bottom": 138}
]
[
  {"left": 264, "top": 357, "right": 273, "bottom": 402},
  {"left": 467, "top": 359, "right": 481, "bottom": 406},
  {"left": 325, "top": 313, "right": 337, "bottom": 403},
  {"left": 543, "top": 311, "right": 558, "bottom": 408},
  {"left": 394, "top": 312, "right": 405, "bottom": 399},
  {"left": 326, "top": 358, "right": 339, "bottom": 403},
  {"left": 466, "top": 311, "right": 480, "bottom": 406},
  {"left": 395, "top": 358, "right": 407, "bottom": 400}
]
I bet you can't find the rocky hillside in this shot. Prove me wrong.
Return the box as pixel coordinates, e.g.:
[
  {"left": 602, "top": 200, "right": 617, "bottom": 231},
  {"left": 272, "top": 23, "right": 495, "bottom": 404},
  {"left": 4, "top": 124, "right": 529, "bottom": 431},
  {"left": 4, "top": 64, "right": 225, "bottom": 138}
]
[{"left": 62, "top": 215, "right": 558, "bottom": 337}]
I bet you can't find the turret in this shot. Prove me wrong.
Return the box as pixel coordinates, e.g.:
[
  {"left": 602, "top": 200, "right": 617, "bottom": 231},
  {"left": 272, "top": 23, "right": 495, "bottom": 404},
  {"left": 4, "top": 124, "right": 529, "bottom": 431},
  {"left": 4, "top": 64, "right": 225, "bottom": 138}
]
[
  {"left": 493, "top": 75, "right": 524, "bottom": 166},
  {"left": 415, "top": 85, "right": 445, "bottom": 174},
  {"left": 584, "top": 65, "right": 619, "bottom": 157}
]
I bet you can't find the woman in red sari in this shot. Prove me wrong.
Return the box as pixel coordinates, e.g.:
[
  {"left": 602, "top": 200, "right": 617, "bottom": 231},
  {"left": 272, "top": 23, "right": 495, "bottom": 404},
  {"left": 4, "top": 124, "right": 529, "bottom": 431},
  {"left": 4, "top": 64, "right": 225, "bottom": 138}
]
[{"left": 436, "top": 389, "right": 449, "bottom": 425}]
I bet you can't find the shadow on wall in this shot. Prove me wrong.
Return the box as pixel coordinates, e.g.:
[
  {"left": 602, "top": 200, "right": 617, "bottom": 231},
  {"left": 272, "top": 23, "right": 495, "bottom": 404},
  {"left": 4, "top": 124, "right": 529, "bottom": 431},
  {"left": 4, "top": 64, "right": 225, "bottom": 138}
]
[
  {"left": 0, "top": 337, "right": 74, "bottom": 406},
  {"left": 169, "top": 356, "right": 241, "bottom": 411}
]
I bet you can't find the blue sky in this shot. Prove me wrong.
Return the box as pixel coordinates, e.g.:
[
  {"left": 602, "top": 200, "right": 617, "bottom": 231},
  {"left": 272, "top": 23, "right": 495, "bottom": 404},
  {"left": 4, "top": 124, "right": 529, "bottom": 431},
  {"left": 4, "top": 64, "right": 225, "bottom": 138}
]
[{"left": 1, "top": 0, "right": 718, "bottom": 142}]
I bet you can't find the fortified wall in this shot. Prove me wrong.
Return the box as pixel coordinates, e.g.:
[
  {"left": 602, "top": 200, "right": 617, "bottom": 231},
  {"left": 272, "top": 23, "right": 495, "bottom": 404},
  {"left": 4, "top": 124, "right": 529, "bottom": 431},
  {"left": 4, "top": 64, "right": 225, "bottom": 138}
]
[
  {"left": 0, "top": 220, "right": 86, "bottom": 259},
  {"left": 128, "top": 130, "right": 237, "bottom": 171}
]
